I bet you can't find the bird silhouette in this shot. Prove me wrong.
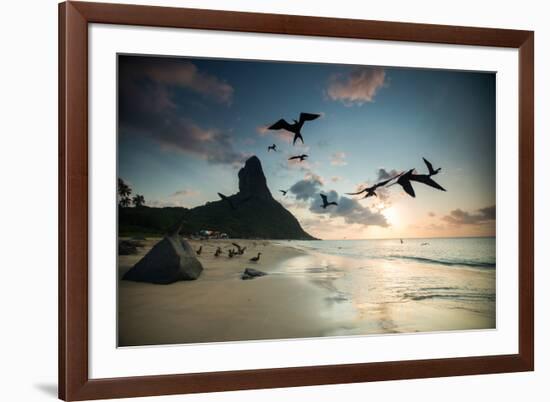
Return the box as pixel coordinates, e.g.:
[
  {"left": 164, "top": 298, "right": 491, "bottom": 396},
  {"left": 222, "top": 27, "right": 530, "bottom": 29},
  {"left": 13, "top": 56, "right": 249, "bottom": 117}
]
[
  {"left": 268, "top": 112, "right": 321, "bottom": 145},
  {"left": 320, "top": 194, "right": 338, "bottom": 209},
  {"left": 214, "top": 247, "right": 222, "bottom": 257},
  {"left": 396, "top": 169, "right": 446, "bottom": 198},
  {"left": 410, "top": 174, "right": 446, "bottom": 192},
  {"left": 232, "top": 242, "right": 247, "bottom": 255},
  {"left": 217, "top": 192, "right": 235, "bottom": 209},
  {"left": 195, "top": 245, "right": 202, "bottom": 255},
  {"left": 279, "top": 190, "right": 288, "bottom": 196},
  {"left": 396, "top": 169, "right": 417, "bottom": 197},
  {"left": 288, "top": 154, "right": 308, "bottom": 162},
  {"left": 268, "top": 144, "right": 277, "bottom": 152},
  {"left": 423, "top": 157, "right": 442, "bottom": 176},
  {"left": 346, "top": 174, "right": 401, "bottom": 199},
  {"left": 249, "top": 252, "right": 262, "bottom": 262}
]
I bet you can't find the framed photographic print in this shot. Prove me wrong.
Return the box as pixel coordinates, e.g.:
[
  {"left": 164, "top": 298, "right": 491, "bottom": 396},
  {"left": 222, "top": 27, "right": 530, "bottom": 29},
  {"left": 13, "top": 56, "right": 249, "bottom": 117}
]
[{"left": 59, "top": 1, "right": 534, "bottom": 400}]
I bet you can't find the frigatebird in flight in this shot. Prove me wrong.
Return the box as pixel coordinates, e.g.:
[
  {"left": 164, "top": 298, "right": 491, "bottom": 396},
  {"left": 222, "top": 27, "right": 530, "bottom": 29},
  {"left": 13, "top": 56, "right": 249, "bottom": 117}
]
[
  {"left": 268, "top": 144, "right": 277, "bottom": 152},
  {"left": 320, "top": 194, "right": 338, "bottom": 209},
  {"left": 268, "top": 112, "right": 321, "bottom": 145},
  {"left": 422, "top": 157, "right": 442, "bottom": 176},
  {"left": 346, "top": 173, "right": 402, "bottom": 199},
  {"left": 279, "top": 190, "right": 288, "bottom": 196},
  {"left": 396, "top": 169, "right": 446, "bottom": 198},
  {"left": 288, "top": 154, "right": 308, "bottom": 162}
]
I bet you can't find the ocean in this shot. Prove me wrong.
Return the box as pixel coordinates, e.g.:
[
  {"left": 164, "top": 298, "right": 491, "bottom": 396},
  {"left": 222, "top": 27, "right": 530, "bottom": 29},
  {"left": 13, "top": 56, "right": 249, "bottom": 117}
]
[
  {"left": 287, "top": 237, "right": 496, "bottom": 269},
  {"left": 272, "top": 237, "right": 496, "bottom": 334}
]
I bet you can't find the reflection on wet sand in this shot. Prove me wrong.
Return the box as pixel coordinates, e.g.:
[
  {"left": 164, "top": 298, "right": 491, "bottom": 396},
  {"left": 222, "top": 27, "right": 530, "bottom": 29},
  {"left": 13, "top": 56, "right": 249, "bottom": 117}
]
[{"left": 118, "top": 239, "right": 495, "bottom": 347}]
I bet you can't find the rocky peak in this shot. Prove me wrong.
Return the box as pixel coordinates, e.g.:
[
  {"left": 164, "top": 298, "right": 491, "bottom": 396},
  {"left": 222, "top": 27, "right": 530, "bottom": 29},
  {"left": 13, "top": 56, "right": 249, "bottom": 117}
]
[{"left": 238, "top": 156, "right": 272, "bottom": 200}]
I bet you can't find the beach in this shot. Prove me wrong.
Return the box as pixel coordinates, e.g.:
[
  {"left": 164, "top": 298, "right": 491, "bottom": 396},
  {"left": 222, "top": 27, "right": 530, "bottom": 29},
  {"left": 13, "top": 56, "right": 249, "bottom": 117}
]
[{"left": 118, "top": 238, "right": 496, "bottom": 347}]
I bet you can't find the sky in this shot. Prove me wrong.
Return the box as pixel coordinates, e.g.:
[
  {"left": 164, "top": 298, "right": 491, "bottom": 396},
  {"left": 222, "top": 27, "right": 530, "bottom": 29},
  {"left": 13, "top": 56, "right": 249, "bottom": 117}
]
[{"left": 118, "top": 54, "right": 496, "bottom": 240}]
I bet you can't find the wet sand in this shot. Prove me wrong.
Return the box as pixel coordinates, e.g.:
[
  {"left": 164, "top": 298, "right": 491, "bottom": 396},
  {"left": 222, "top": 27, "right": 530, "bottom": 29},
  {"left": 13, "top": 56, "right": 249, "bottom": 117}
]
[{"left": 118, "top": 239, "right": 495, "bottom": 347}]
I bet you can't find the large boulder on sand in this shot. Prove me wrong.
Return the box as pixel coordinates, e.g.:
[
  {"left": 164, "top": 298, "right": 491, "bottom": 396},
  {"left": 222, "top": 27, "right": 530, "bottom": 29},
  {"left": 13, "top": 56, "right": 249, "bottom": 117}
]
[{"left": 122, "top": 234, "right": 203, "bottom": 284}]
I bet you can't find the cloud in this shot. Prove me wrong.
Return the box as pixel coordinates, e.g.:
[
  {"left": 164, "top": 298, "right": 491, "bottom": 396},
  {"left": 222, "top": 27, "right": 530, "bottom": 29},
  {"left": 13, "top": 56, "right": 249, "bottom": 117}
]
[
  {"left": 376, "top": 168, "right": 400, "bottom": 181},
  {"left": 144, "top": 60, "right": 233, "bottom": 105},
  {"left": 330, "top": 176, "right": 342, "bottom": 183},
  {"left": 119, "top": 58, "right": 245, "bottom": 165},
  {"left": 327, "top": 67, "right": 386, "bottom": 105},
  {"left": 330, "top": 152, "right": 348, "bottom": 166},
  {"left": 170, "top": 189, "right": 200, "bottom": 198},
  {"left": 150, "top": 118, "right": 247, "bottom": 165},
  {"left": 428, "top": 211, "right": 436, "bottom": 217},
  {"left": 309, "top": 190, "right": 389, "bottom": 227},
  {"left": 442, "top": 205, "right": 496, "bottom": 226},
  {"left": 256, "top": 125, "right": 270, "bottom": 135},
  {"left": 288, "top": 172, "right": 388, "bottom": 227},
  {"left": 257, "top": 124, "right": 294, "bottom": 144},
  {"left": 289, "top": 175, "right": 323, "bottom": 201},
  {"left": 149, "top": 189, "right": 201, "bottom": 208}
]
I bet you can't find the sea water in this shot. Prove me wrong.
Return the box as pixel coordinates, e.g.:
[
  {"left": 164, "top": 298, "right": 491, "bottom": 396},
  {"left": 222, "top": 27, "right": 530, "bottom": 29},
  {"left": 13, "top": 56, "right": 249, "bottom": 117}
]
[
  {"left": 272, "top": 237, "right": 496, "bottom": 334},
  {"left": 288, "top": 237, "right": 496, "bottom": 269}
]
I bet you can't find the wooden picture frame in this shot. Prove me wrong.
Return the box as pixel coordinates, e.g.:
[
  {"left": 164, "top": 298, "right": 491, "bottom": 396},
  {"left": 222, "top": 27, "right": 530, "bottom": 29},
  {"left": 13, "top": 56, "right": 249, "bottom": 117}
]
[{"left": 59, "top": 1, "right": 534, "bottom": 400}]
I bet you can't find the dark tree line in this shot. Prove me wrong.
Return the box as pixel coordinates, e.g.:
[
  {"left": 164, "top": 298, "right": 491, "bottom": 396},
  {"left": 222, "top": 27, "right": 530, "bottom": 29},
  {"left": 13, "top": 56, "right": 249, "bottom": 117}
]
[{"left": 118, "top": 178, "right": 145, "bottom": 208}]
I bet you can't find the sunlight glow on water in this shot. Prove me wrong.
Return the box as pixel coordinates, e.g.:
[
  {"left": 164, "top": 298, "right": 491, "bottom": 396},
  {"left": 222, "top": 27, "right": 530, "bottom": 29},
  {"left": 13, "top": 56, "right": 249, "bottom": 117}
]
[{"left": 283, "top": 237, "right": 496, "bottom": 269}]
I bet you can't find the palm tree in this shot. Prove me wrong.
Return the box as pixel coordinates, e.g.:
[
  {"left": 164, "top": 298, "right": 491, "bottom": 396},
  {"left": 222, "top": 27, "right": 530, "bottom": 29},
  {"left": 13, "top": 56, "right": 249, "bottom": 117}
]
[
  {"left": 120, "top": 196, "right": 131, "bottom": 208},
  {"left": 132, "top": 194, "right": 145, "bottom": 208},
  {"left": 118, "top": 178, "right": 132, "bottom": 207}
]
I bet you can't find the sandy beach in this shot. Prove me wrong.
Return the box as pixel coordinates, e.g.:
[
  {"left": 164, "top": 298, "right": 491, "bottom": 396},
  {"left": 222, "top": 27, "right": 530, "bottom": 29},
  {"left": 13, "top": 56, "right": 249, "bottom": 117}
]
[{"left": 118, "top": 238, "right": 495, "bottom": 347}]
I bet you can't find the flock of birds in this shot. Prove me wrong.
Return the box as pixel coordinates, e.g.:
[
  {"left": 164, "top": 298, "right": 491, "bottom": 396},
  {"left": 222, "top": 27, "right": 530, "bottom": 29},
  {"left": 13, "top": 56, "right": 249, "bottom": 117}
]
[
  {"left": 216, "top": 111, "right": 446, "bottom": 211},
  {"left": 265, "top": 111, "right": 446, "bottom": 207},
  {"left": 196, "top": 111, "right": 447, "bottom": 261},
  {"left": 195, "top": 242, "right": 263, "bottom": 262}
]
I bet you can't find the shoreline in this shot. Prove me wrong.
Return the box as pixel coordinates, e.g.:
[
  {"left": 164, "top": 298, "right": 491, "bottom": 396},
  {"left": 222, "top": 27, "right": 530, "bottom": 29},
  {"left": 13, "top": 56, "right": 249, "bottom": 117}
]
[
  {"left": 118, "top": 238, "right": 495, "bottom": 347},
  {"left": 118, "top": 239, "right": 337, "bottom": 347}
]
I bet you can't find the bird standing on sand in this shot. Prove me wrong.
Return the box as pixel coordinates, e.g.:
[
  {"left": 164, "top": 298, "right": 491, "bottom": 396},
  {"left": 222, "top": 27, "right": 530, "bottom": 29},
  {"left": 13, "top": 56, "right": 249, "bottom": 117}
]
[
  {"left": 196, "top": 246, "right": 202, "bottom": 255},
  {"left": 288, "top": 154, "right": 308, "bottom": 162},
  {"left": 320, "top": 194, "right": 338, "bottom": 209},
  {"left": 279, "top": 190, "right": 288, "bottom": 196},
  {"left": 228, "top": 249, "right": 235, "bottom": 258},
  {"left": 346, "top": 173, "right": 402, "bottom": 199},
  {"left": 249, "top": 252, "right": 262, "bottom": 262},
  {"left": 423, "top": 157, "right": 442, "bottom": 176},
  {"left": 214, "top": 247, "right": 222, "bottom": 257},
  {"left": 268, "top": 144, "right": 277, "bottom": 152},
  {"left": 232, "top": 243, "right": 247, "bottom": 255},
  {"left": 268, "top": 112, "right": 321, "bottom": 145}
]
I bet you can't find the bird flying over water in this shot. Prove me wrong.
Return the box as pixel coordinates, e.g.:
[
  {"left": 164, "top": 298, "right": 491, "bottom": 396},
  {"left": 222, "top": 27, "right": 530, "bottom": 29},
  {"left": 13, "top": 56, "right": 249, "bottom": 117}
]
[
  {"left": 288, "top": 154, "right": 308, "bottom": 162},
  {"left": 396, "top": 169, "right": 446, "bottom": 198},
  {"left": 396, "top": 169, "right": 417, "bottom": 198},
  {"left": 346, "top": 173, "right": 402, "bottom": 199},
  {"left": 268, "top": 144, "right": 277, "bottom": 152},
  {"left": 279, "top": 190, "right": 288, "bottom": 196},
  {"left": 320, "top": 194, "right": 338, "bottom": 209},
  {"left": 268, "top": 112, "right": 321, "bottom": 145},
  {"left": 422, "top": 157, "right": 442, "bottom": 176},
  {"left": 410, "top": 174, "right": 446, "bottom": 192}
]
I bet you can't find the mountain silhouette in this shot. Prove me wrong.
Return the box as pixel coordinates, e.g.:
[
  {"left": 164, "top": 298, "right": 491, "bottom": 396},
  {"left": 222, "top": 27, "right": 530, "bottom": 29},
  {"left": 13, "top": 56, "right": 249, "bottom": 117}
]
[{"left": 119, "top": 156, "right": 316, "bottom": 240}]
